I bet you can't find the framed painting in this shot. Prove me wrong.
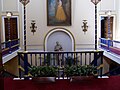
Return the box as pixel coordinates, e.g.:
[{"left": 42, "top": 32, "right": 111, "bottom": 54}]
[{"left": 47, "top": 0, "right": 71, "bottom": 26}]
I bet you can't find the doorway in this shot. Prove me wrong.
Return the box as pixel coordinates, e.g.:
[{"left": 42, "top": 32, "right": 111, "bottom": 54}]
[
  {"left": 101, "top": 16, "right": 113, "bottom": 40},
  {"left": 4, "top": 17, "right": 18, "bottom": 41}
]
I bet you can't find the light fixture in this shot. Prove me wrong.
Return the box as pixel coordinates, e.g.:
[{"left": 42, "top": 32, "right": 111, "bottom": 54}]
[
  {"left": 20, "top": 0, "right": 30, "bottom": 80},
  {"left": 19, "top": 0, "right": 30, "bottom": 6},
  {"left": 91, "top": 0, "right": 101, "bottom": 5},
  {"left": 82, "top": 20, "right": 88, "bottom": 34},
  {"left": 105, "top": 10, "right": 111, "bottom": 16},
  {"left": 91, "top": 0, "right": 101, "bottom": 50},
  {"left": 19, "top": 0, "right": 30, "bottom": 51},
  {"left": 6, "top": 12, "right": 13, "bottom": 19},
  {"left": 30, "top": 20, "right": 37, "bottom": 35}
]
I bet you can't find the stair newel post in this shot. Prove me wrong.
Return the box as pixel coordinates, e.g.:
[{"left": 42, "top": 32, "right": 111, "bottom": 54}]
[
  {"left": 94, "top": 52, "right": 97, "bottom": 66},
  {"left": 100, "top": 51, "right": 103, "bottom": 77},
  {"left": 18, "top": 52, "right": 21, "bottom": 78},
  {"left": 24, "top": 53, "right": 29, "bottom": 80}
]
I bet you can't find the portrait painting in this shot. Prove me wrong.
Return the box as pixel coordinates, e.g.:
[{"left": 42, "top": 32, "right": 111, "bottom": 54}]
[{"left": 47, "top": 0, "right": 71, "bottom": 26}]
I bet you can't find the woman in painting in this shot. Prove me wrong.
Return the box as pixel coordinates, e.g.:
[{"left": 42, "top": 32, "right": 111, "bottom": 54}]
[{"left": 55, "top": 0, "right": 66, "bottom": 21}]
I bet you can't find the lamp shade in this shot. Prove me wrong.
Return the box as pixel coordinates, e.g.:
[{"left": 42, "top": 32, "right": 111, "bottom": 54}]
[
  {"left": 91, "top": 0, "right": 101, "bottom": 5},
  {"left": 105, "top": 10, "right": 111, "bottom": 16},
  {"left": 6, "top": 12, "right": 13, "bottom": 18},
  {"left": 19, "top": 0, "right": 30, "bottom": 6}
]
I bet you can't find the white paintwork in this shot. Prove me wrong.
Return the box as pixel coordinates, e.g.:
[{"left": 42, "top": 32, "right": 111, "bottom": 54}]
[
  {"left": 100, "top": 48, "right": 120, "bottom": 64},
  {"left": 2, "top": 49, "right": 20, "bottom": 64},
  {"left": 1, "top": 0, "right": 19, "bottom": 12}
]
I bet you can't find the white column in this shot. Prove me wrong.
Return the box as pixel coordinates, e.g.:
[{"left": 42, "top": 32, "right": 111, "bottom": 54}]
[{"left": 116, "top": 0, "right": 120, "bottom": 40}]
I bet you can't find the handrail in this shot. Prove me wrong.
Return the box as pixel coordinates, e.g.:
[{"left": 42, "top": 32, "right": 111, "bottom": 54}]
[
  {"left": 2, "top": 39, "right": 20, "bottom": 56},
  {"left": 18, "top": 50, "right": 104, "bottom": 54},
  {"left": 18, "top": 50, "right": 104, "bottom": 79},
  {"left": 1, "top": 38, "right": 20, "bottom": 44},
  {"left": 99, "top": 38, "right": 120, "bottom": 55},
  {"left": 113, "top": 40, "right": 120, "bottom": 43}
]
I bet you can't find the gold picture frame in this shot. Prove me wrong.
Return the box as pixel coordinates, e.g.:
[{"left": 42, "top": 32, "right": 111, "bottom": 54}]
[{"left": 47, "top": 0, "right": 71, "bottom": 26}]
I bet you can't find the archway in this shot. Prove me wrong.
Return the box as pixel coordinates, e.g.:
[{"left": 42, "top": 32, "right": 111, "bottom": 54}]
[{"left": 44, "top": 28, "right": 75, "bottom": 51}]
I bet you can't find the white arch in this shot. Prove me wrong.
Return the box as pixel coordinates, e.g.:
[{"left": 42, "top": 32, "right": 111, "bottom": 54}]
[{"left": 44, "top": 28, "right": 75, "bottom": 51}]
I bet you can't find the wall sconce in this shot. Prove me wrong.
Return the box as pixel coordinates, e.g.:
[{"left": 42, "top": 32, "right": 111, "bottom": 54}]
[
  {"left": 30, "top": 20, "right": 37, "bottom": 35},
  {"left": 81, "top": 20, "right": 88, "bottom": 34},
  {"left": 6, "top": 12, "right": 13, "bottom": 20}
]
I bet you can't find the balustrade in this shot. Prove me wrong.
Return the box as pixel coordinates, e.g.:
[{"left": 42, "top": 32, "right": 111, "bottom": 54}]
[{"left": 18, "top": 50, "right": 104, "bottom": 79}]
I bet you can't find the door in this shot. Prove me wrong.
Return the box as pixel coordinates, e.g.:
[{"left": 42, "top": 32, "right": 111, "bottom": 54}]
[
  {"left": 4, "top": 18, "right": 18, "bottom": 41},
  {"left": 101, "top": 16, "right": 113, "bottom": 40}
]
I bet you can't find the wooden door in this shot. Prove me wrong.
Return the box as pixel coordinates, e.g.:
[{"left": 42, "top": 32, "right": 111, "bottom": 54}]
[
  {"left": 4, "top": 18, "right": 18, "bottom": 41},
  {"left": 101, "top": 17, "right": 113, "bottom": 40},
  {"left": 105, "top": 17, "right": 113, "bottom": 40}
]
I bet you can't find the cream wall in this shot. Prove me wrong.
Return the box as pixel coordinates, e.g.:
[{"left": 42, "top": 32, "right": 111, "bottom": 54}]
[
  {"left": 0, "top": 0, "right": 2, "bottom": 41},
  {"left": 26, "top": 0, "right": 96, "bottom": 50},
  {"left": 115, "top": 0, "right": 120, "bottom": 41},
  {"left": 1, "top": 0, "right": 19, "bottom": 12},
  {"left": 0, "top": 0, "right": 119, "bottom": 51}
]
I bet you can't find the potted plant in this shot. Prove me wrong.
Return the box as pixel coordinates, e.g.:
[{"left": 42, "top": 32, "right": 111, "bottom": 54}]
[
  {"left": 28, "top": 66, "right": 58, "bottom": 83},
  {"left": 65, "top": 65, "right": 98, "bottom": 82}
]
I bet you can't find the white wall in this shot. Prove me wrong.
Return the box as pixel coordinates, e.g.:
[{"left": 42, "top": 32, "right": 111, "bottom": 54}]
[
  {"left": 0, "top": 0, "right": 2, "bottom": 41},
  {"left": 0, "top": 0, "right": 119, "bottom": 51},
  {"left": 26, "top": 0, "right": 95, "bottom": 50},
  {"left": 1, "top": 0, "right": 19, "bottom": 12},
  {"left": 100, "top": 0, "right": 116, "bottom": 11},
  {"left": 115, "top": 0, "right": 120, "bottom": 41}
]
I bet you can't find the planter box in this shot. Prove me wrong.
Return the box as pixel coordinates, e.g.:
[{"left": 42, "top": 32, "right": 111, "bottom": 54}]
[
  {"left": 70, "top": 76, "right": 96, "bottom": 82},
  {"left": 32, "top": 77, "right": 56, "bottom": 83}
]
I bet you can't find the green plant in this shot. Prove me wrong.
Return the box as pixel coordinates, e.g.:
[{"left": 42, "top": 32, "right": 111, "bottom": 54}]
[
  {"left": 65, "top": 65, "right": 97, "bottom": 77},
  {"left": 29, "top": 66, "right": 58, "bottom": 77}
]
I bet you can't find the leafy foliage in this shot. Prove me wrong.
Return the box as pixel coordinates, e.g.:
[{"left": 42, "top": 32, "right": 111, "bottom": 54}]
[
  {"left": 29, "top": 66, "right": 58, "bottom": 77},
  {"left": 65, "top": 65, "right": 97, "bottom": 77}
]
